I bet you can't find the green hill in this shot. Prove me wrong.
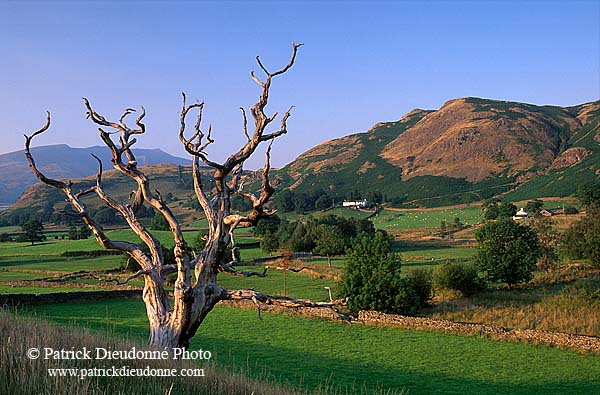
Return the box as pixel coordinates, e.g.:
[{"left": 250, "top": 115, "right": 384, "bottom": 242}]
[{"left": 273, "top": 98, "right": 600, "bottom": 207}]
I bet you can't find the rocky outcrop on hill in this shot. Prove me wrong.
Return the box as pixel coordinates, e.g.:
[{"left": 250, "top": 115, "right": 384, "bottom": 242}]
[{"left": 548, "top": 147, "right": 593, "bottom": 170}]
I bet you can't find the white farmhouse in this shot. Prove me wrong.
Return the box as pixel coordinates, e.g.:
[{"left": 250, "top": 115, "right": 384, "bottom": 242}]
[
  {"left": 512, "top": 208, "right": 528, "bottom": 220},
  {"left": 342, "top": 199, "right": 368, "bottom": 209}
]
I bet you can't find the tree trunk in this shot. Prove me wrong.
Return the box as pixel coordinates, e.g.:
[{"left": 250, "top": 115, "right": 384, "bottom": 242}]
[{"left": 148, "top": 324, "right": 184, "bottom": 349}]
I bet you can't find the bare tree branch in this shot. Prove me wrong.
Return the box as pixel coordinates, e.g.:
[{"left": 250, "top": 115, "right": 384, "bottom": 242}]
[
  {"left": 24, "top": 114, "right": 150, "bottom": 263},
  {"left": 240, "top": 107, "right": 250, "bottom": 141},
  {"left": 221, "top": 264, "right": 268, "bottom": 277},
  {"left": 114, "top": 269, "right": 151, "bottom": 285},
  {"left": 179, "top": 93, "right": 223, "bottom": 170},
  {"left": 222, "top": 288, "right": 348, "bottom": 309}
]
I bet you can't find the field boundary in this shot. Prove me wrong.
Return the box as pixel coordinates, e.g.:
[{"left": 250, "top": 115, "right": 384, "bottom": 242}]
[
  {"left": 0, "top": 290, "right": 141, "bottom": 306},
  {"left": 358, "top": 310, "right": 600, "bottom": 354}
]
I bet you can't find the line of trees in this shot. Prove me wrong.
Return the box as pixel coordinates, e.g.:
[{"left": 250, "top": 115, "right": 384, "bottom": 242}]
[
  {"left": 255, "top": 214, "right": 375, "bottom": 266},
  {"left": 272, "top": 189, "right": 384, "bottom": 214}
]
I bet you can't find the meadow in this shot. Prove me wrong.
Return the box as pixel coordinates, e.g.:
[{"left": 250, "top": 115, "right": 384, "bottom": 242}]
[
  {"left": 2, "top": 201, "right": 599, "bottom": 394},
  {"left": 23, "top": 299, "right": 600, "bottom": 395}
]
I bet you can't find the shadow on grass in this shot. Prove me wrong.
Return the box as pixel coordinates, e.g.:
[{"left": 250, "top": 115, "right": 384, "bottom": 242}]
[{"left": 24, "top": 242, "right": 54, "bottom": 247}]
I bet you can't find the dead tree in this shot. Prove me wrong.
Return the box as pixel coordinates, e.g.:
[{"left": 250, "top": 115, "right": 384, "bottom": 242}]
[{"left": 25, "top": 43, "right": 345, "bottom": 349}]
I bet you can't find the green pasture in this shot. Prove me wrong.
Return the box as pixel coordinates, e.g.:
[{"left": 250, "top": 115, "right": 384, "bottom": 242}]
[
  {"left": 396, "top": 245, "right": 476, "bottom": 260},
  {"left": 0, "top": 285, "right": 100, "bottom": 294},
  {"left": 217, "top": 266, "right": 336, "bottom": 301},
  {"left": 278, "top": 207, "right": 374, "bottom": 222},
  {"left": 0, "top": 255, "right": 122, "bottom": 272},
  {"left": 0, "top": 270, "right": 50, "bottom": 281},
  {"left": 373, "top": 206, "right": 482, "bottom": 229},
  {"left": 25, "top": 299, "right": 600, "bottom": 395},
  {"left": 0, "top": 225, "right": 20, "bottom": 233}
]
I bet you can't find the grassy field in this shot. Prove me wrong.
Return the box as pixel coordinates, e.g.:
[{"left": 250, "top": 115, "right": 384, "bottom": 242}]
[
  {"left": 372, "top": 206, "right": 482, "bottom": 230},
  {"left": 0, "top": 255, "right": 123, "bottom": 272},
  {"left": 0, "top": 229, "right": 204, "bottom": 255},
  {"left": 24, "top": 299, "right": 600, "bottom": 395},
  {"left": 0, "top": 225, "right": 20, "bottom": 233},
  {"left": 0, "top": 285, "right": 102, "bottom": 294}
]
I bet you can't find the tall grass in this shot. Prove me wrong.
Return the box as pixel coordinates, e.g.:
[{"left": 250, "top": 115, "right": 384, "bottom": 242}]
[
  {"left": 427, "top": 272, "right": 600, "bottom": 337},
  {"left": 0, "top": 309, "right": 301, "bottom": 395}
]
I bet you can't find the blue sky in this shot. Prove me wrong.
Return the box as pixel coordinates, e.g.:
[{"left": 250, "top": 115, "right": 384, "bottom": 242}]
[{"left": 1, "top": 1, "right": 598, "bottom": 169}]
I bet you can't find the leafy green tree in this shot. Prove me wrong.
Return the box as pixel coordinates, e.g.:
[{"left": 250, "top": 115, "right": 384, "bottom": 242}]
[
  {"left": 481, "top": 199, "right": 516, "bottom": 220},
  {"left": 190, "top": 232, "right": 207, "bottom": 255},
  {"left": 531, "top": 217, "right": 560, "bottom": 272},
  {"left": 274, "top": 190, "right": 296, "bottom": 212},
  {"left": 315, "top": 194, "right": 332, "bottom": 211},
  {"left": 561, "top": 207, "right": 600, "bottom": 267},
  {"left": 254, "top": 215, "right": 282, "bottom": 237},
  {"left": 439, "top": 220, "right": 448, "bottom": 239},
  {"left": 68, "top": 226, "right": 79, "bottom": 240},
  {"left": 453, "top": 217, "right": 463, "bottom": 230},
  {"left": 288, "top": 222, "right": 315, "bottom": 252},
  {"left": 497, "top": 202, "right": 517, "bottom": 219},
  {"left": 313, "top": 224, "right": 345, "bottom": 267},
  {"left": 448, "top": 217, "right": 463, "bottom": 239},
  {"left": 433, "top": 261, "right": 485, "bottom": 295},
  {"left": 150, "top": 213, "right": 170, "bottom": 231},
  {"left": 21, "top": 220, "right": 45, "bottom": 245},
  {"left": 230, "top": 194, "right": 253, "bottom": 212},
  {"left": 525, "top": 200, "right": 544, "bottom": 217},
  {"left": 481, "top": 198, "right": 500, "bottom": 220},
  {"left": 483, "top": 204, "right": 499, "bottom": 220},
  {"left": 260, "top": 231, "right": 279, "bottom": 256},
  {"left": 347, "top": 189, "right": 362, "bottom": 201},
  {"left": 92, "top": 207, "right": 123, "bottom": 225},
  {"left": 79, "top": 225, "right": 92, "bottom": 239},
  {"left": 406, "top": 268, "right": 433, "bottom": 306},
  {"left": 577, "top": 182, "right": 600, "bottom": 208},
  {"left": 475, "top": 219, "right": 541, "bottom": 288},
  {"left": 365, "top": 191, "right": 383, "bottom": 205},
  {"left": 293, "top": 192, "right": 312, "bottom": 214},
  {"left": 340, "top": 232, "right": 419, "bottom": 314}
]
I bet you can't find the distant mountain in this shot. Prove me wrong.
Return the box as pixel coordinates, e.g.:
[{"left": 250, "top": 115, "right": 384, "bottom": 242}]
[
  {"left": 0, "top": 144, "right": 189, "bottom": 205},
  {"left": 273, "top": 97, "right": 600, "bottom": 206}
]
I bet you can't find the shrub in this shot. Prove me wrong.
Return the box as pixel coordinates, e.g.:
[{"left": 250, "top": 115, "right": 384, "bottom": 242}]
[
  {"left": 406, "top": 268, "right": 433, "bottom": 306},
  {"left": 563, "top": 279, "right": 600, "bottom": 304},
  {"left": 433, "top": 261, "right": 485, "bottom": 296},
  {"left": 150, "top": 213, "right": 169, "bottom": 231},
  {"left": 531, "top": 217, "right": 560, "bottom": 273},
  {"left": 564, "top": 206, "right": 579, "bottom": 215},
  {"left": 561, "top": 207, "right": 600, "bottom": 267},
  {"left": 339, "top": 232, "right": 420, "bottom": 315}
]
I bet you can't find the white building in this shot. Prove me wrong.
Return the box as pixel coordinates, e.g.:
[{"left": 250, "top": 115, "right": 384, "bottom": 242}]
[
  {"left": 342, "top": 199, "right": 368, "bottom": 209},
  {"left": 512, "top": 208, "right": 528, "bottom": 220}
]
